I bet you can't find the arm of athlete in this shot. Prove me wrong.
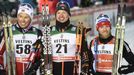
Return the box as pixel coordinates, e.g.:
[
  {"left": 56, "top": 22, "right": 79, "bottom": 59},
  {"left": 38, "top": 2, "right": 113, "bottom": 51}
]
[
  {"left": 118, "top": 41, "right": 134, "bottom": 74},
  {"left": 0, "top": 29, "right": 6, "bottom": 75},
  {"left": 24, "top": 29, "right": 43, "bottom": 75}
]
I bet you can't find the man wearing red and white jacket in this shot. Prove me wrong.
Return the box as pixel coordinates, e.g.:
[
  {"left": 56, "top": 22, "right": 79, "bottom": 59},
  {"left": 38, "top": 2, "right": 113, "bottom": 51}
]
[
  {"left": 0, "top": 3, "right": 42, "bottom": 75},
  {"left": 89, "top": 14, "right": 134, "bottom": 75}
]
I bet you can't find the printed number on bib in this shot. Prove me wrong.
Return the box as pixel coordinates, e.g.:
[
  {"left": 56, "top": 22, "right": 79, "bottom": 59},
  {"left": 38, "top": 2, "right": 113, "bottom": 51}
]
[
  {"left": 56, "top": 44, "right": 67, "bottom": 53},
  {"left": 16, "top": 44, "right": 31, "bottom": 54}
]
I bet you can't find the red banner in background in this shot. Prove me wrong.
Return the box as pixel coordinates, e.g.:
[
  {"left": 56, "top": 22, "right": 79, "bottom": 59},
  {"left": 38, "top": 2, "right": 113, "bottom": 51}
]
[{"left": 38, "top": 0, "right": 58, "bottom": 15}]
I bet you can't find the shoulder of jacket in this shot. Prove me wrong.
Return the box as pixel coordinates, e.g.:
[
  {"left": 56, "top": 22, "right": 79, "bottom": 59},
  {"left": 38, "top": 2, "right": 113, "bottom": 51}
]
[{"left": 90, "top": 36, "right": 99, "bottom": 44}]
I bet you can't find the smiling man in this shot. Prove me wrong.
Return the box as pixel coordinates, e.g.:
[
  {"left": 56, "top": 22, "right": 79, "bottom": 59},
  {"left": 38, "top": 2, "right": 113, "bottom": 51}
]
[
  {"left": 50, "top": 1, "right": 93, "bottom": 75},
  {"left": 0, "top": 3, "right": 42, "bottom": 75},
  {"left": 88, "top": 14, "right": 134, "bottom": 75}
]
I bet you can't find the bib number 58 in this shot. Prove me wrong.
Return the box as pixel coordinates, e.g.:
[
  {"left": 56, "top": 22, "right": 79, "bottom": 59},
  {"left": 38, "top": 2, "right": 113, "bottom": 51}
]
[{"left": 16, "top": 44, "right": 31, "bottom": 54}]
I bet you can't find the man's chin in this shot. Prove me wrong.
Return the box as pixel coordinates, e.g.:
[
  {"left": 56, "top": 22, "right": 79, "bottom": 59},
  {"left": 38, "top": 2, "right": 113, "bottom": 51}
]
[
  {"left": 19, "top": 25, "right": 28, "bottom": 29},
  {"left": 101, "top": 34, "right": 110, "bottom": 39},
  {"left": 59, "top": 20, "right": 66, "bottom": 23}
]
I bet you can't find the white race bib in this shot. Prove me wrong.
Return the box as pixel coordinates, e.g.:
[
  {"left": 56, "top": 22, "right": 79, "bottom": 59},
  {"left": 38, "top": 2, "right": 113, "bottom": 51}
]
[{"left": 52, "top": 33, "right": 76, "bottom": 62}]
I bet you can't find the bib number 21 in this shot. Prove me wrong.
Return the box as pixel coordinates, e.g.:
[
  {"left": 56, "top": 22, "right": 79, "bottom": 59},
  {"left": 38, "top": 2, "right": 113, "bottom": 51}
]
[{"left": 56, "top": 44, "right": 67, "bottom": 53}]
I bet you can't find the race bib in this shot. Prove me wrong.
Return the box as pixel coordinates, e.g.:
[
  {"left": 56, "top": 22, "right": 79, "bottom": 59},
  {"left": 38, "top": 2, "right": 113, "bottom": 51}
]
[
  {"left": 13, "top": 34, "right": 37, "bottom": 63},
  {"left": 52, "top": 33, "right": 76, "bottom": 62}
]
